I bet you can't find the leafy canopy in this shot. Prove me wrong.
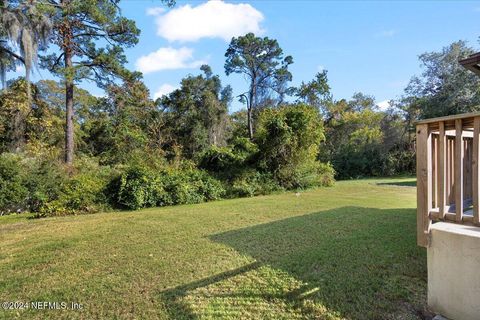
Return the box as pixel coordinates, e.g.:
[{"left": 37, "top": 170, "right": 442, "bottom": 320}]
[{"left": 40, "top": 0, "right": 142, "bottom": 86}]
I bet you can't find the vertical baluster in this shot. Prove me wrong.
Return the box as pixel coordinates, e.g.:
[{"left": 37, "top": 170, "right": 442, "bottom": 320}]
[
  {"left": 438, "top": 122, "right": 446, "bottom": 218},
  {"left": 447, "top": 138, "right": 452, "bottom": 206},
  {"left": 451, "top": 138, "right": 455, "bottom": 205},
  {"left": 432, "top": 135, "right": 437, "bottom": 208},
  {"left": 455, "top": 119, "right": 464, "bottom": 222}
]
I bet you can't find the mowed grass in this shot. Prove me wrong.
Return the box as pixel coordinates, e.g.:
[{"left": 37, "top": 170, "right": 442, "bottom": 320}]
[{"left": 0, "top": 177, "right": 426, "bottom": 320}]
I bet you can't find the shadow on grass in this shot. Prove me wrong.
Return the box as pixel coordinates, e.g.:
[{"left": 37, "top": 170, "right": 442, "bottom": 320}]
[
  {"left": 377, "top": 180, "right": 416, "bottom": 187},
  {"left": 159, "top": 206, "right": 427, "bottom": 319}
]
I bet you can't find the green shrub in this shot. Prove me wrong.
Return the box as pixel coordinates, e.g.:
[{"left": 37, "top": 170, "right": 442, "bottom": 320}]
[
  {"left": 59, "top": 159, "right": 114, "bottom": 213},
  {"left": 276, "top": 161, "right": 335, "bottom": 189},
  {"left": 33, "top": 157, "right": 115, "bottom": 217},
  {"left": 0, "top": 153, "right": 28, "bottom": 214},
  {"left": 255, "top": 104, "right": 334, "bottom": 189},
  {"left": 192, "top": 170, "right": 226, "bottom": 201},
  {"left": 198, "top": 138, "right": 259, "bottom": 177},
  {"left": 231, "top": 137, "right": 259, "bottom": 161},
  {"left": 198, "top": 146, "right": 240, "bottom": 172},
  {"left": 315, "top": 162, "right": 336, "bottom": 187},
  {"left": 20, "top": 155, "right": 68, "bottom": 214},
  {"left": 383, "top": 149, "right": 415, "bottom": 176},
  {"left": 229, "top": 170, "right": 282, "bottom": 198},
  {"left": 156, "top": 169, "right": 225, "bottom": 206},
  {"left": 113, "top": 166, "right": 159, "bottom": 210},
  {"left": 112, "top": 167, "right": 225, "bottom": 210}
]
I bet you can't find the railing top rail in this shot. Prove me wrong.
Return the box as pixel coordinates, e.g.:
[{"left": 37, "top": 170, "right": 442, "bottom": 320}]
[{"left": 415, "top": 110, "right": 480, "bottom": 125}]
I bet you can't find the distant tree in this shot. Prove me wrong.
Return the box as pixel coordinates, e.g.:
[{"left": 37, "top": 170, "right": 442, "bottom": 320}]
[
  {"left": 0, "top": 78, "right": 64, "bottom": 153},
  {"left": 330, "top": 110, "right": 384, "bottom": 178},
  {"left": 255, "top": 104, "right": 332, "bottom": 188},
  {"left": 225, "top": 33, "right": 293, "bottom": 139},
  {"left": 159, "top": 66, "right": 232, "bottom": 158},
  {"left": 36, "top": 79, "right": 98, "bottom": 153},
  {"left": 319, "top": 93, "right": 414, "bottom": 178},
  {"left": 402, "top": 40, "right": 480, "bottom": 119},
  {"left": 36, "top": 79, "right": 97, "bottom": 117},
  {"left": 347, "top": 92, "right": 376, "bottom": 112},
  {"left": 40, "top": 0, "right": 173, "bottom": 166},
  {"left": 295, "top": 70, "right": 332, "bottom": 115},
  {"left": 81, "top": 79, "right": 157, "bottom": 164}
]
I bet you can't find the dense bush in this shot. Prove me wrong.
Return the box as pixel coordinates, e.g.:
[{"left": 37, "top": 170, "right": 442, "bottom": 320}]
[
  {"left": 164, "top": 169, "right": 225, "bottom": 205},
  {"left": 279, "top": 161, "right": 335, "bottom": 189},
  {"left": 0, "top": 153, "right": 116, "bottom": 217},
  {"left": 198, "top": 146, "right": 241, "bottom": 173},
  {"left": 112, "top": 166, "right": 159, "bottom": 210},
  {"left": 228, "top": 169, "right": 282, "bottom": 198},
  {"left": 382, "top": 148, "right": 416, "bottom": 177},
  {"left": 36, "top": 158, "right": 115, "bottom": 216},
  {"left": 111, "top": 166, "right": 225, "bottom": 210},
  {"left": 255, "top": 104, "right": 333, "bottom": 189},
  {"left": 22, "top": 156, "right": 69, "bottom": 215},
  {"left": 198, "top": 137, "right": 258, "bottom": 176},
  {"left": 0, "top": 154, "right": 28, "bottom": 214}
]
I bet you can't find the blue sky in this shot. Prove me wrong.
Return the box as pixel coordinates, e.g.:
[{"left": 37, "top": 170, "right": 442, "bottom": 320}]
[{"left": 8, "top": 0, "right": 480, "bottom": 111}]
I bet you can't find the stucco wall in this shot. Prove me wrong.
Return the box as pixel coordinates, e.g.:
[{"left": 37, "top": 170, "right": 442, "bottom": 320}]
[{"left": 428, "top": 222, "right": 480, "bottom": 320}]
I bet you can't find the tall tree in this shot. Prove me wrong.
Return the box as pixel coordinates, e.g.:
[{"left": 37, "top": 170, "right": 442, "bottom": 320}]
[
  {"left": 40, "top": 0, "right": 173, "bottom": 166},
  {"left": 225, "top": 33, "right": 293, "bottom": 139},
  {"left": 402, "top": 40, "right": 480, "bottom": 119},
  {"left": 295, "top": 70, "right": 331, "bottom": 115}
]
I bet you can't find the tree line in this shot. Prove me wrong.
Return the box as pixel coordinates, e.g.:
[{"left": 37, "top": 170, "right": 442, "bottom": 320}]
[{"left": 1, "top": 1, "right": 480, "bottom": 216}]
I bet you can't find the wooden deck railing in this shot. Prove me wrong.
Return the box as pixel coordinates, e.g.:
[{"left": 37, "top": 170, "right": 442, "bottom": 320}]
[{"left": 416, "top": 112, "right": 480, "bottom": 247}]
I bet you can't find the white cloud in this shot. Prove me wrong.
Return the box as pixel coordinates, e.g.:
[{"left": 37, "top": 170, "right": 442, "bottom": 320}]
[
  {"left": 149, "top": 1, "right": 264, "bottom": 42},
  {"left": 375, "top": 29, "right": 396, "bottom": 38},
  {"left": 136, "top": 47, "right": 206, "bottom": 74},
  {"left": 146, "top": 7, "right": 165, "bottom": 16},
  {"left": 153, "top": 84, "right": 177, "bottom": 100},
  {"left": 317, "top": 65, "right": 325, "bottom": 72},
  {"left": 376, "top": 100, "right": 391, "bottom": 111}
]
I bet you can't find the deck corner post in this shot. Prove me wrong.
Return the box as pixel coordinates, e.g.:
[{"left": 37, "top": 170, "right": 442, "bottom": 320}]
[
  {"left": 417, "top": 123, "right": 432, "bottom": 247},
  {"left": 473, "top": 117, "right": 480, "bottom": 225}
]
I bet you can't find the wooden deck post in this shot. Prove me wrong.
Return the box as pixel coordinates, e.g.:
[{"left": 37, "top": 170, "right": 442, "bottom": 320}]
[
  {"left": 473, "top": 117, "right": 480, "bottom": 225},
  {"left": 417, "top": 123, "right": 432, "bottom": 247},
  {"left": 455, "top": 119, "right": 464, "bottom": 222}
]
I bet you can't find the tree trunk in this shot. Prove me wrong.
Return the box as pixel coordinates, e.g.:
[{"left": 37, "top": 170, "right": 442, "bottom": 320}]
[
  {"left": 64, "top": 50, "right": 74, "bottom": 165},
  {"left": 248, "top": 79, "right": 256, "bottom": 139},
  {"left": 10, "top": 108, "right": 25, "bottom": 152},
  {"left": 247, "top": 107, "right": 254, "bottom": 139}
]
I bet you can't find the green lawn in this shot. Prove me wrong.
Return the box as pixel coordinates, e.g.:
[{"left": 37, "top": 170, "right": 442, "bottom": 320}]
[{"left": 0, "top": 177, "right": 426, "bottom": 320}]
